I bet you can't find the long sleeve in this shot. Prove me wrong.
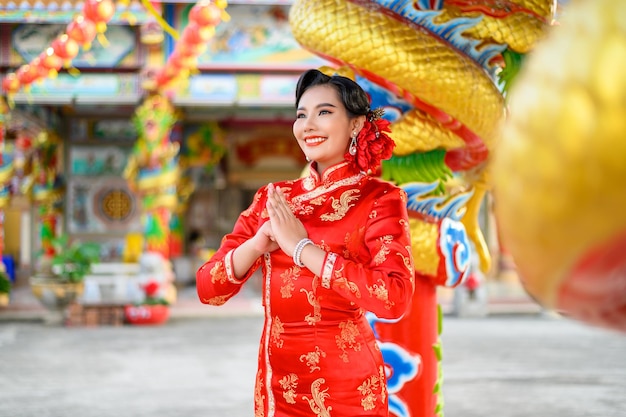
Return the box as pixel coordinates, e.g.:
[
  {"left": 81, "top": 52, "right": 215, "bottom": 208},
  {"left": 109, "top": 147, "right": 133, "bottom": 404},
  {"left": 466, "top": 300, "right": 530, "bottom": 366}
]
[
  {"left": 196, "top": 188, "right": 266, "bottom": 306},
  {"left": 321, "top": 187, "right": 415, "bottom": 318}
]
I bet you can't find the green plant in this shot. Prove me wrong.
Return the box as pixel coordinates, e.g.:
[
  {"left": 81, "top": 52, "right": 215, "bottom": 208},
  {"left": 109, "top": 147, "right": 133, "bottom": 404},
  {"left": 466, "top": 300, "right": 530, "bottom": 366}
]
[
  {"left": 0, "top": 271, "right": 10, "bottom": 295},
  {"left": 51, "top": 235, "right": 101, "bottom": 283}
]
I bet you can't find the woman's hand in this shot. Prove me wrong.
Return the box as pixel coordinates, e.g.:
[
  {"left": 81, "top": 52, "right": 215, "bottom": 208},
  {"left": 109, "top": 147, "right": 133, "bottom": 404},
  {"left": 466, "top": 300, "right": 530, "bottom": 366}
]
[
  {"left": 266, "top": 183, "right": 307, "bottom": 256},
  {"left": 251, "top": 220, "right": 279, "bottom": 254}
]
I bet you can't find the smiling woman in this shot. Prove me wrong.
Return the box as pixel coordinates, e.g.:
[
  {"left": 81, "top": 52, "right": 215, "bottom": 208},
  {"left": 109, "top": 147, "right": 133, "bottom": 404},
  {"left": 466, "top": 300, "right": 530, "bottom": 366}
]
[
  {"left": 196, "top": 69, "right": 415, "bottom": 417},
  {"left": 293, "top": 70, "right": 395, "bottom": 176}
]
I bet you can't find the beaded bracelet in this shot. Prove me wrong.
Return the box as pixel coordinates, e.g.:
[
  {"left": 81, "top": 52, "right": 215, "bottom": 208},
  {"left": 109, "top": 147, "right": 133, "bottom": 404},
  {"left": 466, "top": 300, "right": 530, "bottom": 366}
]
[{"left": 293, "top": 238, "right": 314, "bottom": 267}]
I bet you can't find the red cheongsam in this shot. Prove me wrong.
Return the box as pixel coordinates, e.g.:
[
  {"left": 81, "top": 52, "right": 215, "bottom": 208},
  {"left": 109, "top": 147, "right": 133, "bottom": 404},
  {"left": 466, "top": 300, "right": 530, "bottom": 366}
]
[{"left": 197, "top": 161, "right": 415, "bottom": 417}]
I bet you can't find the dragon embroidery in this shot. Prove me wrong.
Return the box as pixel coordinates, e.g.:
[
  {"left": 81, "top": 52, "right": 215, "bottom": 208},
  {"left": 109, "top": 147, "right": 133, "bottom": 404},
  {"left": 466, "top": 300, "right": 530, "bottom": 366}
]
[{"left": 320, "top": 189, "right": 360, "bottom": 221}]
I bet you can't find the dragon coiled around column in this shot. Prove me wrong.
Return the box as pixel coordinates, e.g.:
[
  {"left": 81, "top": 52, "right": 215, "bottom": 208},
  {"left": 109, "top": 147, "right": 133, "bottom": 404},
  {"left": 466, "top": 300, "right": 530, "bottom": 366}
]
[{"left": 289, "top": 0, "right": 556, "bottom": 284}]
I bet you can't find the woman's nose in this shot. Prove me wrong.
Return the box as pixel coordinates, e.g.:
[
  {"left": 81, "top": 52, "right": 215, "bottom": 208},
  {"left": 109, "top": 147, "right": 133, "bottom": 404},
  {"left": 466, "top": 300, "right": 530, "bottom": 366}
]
[{"left": 303, "top": 117, "right": 315, "bottom": 131}]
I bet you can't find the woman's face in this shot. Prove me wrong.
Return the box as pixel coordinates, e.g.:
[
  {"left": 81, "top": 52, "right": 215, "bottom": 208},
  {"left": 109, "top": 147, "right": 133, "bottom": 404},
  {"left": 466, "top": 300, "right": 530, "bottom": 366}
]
[{"left": 293, "top": 84, "right": 358, "bottom": 173}]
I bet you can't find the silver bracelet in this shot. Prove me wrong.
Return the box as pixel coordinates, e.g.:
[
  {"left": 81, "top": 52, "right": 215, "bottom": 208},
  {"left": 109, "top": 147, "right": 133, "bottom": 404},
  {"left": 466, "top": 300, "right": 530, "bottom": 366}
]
[{"left": 293, "top": 238, "right": 314, "bottom": 267}]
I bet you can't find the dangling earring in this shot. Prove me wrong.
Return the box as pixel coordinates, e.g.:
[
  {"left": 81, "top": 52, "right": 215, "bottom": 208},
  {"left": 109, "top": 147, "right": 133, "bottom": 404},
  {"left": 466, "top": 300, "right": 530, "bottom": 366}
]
[
  {"left": 349, "top": 131, "right": 357, "bottom": 156},
  {"left": 305, "top": 155, "right": 311, "bottom": 162}
]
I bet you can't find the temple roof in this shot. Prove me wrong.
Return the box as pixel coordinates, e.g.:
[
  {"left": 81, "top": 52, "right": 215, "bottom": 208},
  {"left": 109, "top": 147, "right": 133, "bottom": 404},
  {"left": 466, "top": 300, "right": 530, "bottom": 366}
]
[{"left": 0, "top": 0, "right": 152, "bottom": 24}]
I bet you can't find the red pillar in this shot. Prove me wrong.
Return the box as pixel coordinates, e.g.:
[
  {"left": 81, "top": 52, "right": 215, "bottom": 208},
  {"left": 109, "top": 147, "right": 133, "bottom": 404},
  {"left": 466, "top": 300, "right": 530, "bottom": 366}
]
[{"left": 373, "top": 274, "right": 441, "bottom": 417}]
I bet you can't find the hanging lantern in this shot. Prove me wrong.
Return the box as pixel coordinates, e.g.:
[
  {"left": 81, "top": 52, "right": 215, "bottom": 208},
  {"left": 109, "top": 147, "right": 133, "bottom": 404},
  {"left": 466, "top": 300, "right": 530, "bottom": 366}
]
[
  {"left": 51, "top": 35, "right": 80, "bottom": 66},
  {"left": 67, "top": 15, "right": 98, "bottom": 50},
  {"left": 153, "top": 69, "right": 174, "bottom": 89},
  {"left": 180, "top": 22, "right": 215, "bottom": 45},
  {"left": 175, "top": 39, "right": 207, "bottom": 59},
  {"left": 38, "top": 47, "right": 63, "bottom": 78},
  {"left": 1, "top": 73, "right": 21, "bottom": 96},
  {"left": 16, "top": 64, "right": 42, "bottom": 87},
  {"left": 29, "top": 58, "right": 50, "bottom": 80},
  {"left": 167, "top": 50, "right": 197, "bottom": 72},
  {"left": 189, "top": 1, "right": 223, "bottom": 27},
  {"left": 83, "top": 0, "right": 116, "bottom": 34}
]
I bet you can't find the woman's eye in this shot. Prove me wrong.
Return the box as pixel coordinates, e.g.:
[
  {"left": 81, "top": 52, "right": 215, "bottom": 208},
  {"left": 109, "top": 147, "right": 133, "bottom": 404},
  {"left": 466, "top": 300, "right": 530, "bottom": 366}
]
[
  {"left": 319, "top": 110, "right": 330, "bottom": 115},
  {"left": 296, "top": 113, "right": 306, "bottom": 119}
]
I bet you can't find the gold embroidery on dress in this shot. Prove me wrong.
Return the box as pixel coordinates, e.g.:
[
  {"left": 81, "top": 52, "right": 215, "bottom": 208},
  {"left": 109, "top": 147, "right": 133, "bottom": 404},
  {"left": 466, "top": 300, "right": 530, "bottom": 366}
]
[
  {"left": 310, "top": 196, "right": 325, "bottom": 205},
  {"left": 379, "top": 365, "right": 387, "bottom": 404},
  {"left": 302, "top": 378, "right": 332, "bottom": 417},
  {"left": 300, "top": 286, "right": 321, "bottom": 325},
  {"left": 210, "top": 261, "right": 227, "bottom": 284},
  {"left": 270, "top": 316, "right": 285, "bottom": 348},
  {"left": 373, "top": 235, "right": 393, "bottom": 265},
  {"left": 292, "top": 173, "right": 362, "bottom": 204},
  {"left": 303, "top": 176, "right": 315, "bottom": 191},
  {"left": 367, "top": 279, "right": 395, "bottom": 310},
  {"left": 400, "top": 218, "right": 410, "bottom": 237},
  {"left": 299, "top": 346, "right": 327, "bottom": 373},
  {"left": 399, "top": 248, "right": 414, "bottom": 273},
  {"left": 320, "top": 189, "right": 360, "bottom": 221},
  {"left": 333, "top": 276, "right": 361, "bottom": 298},
  {"left": 358, "top": 374, "right": 381, "bottom": 411},
  {"left": 318, "top": 240, "right": 331, "bottom": 252},
  {"left": 280, "top": 266, "right": 301, "bottom": 298},
  {"left": 296, "top": 202, "right": 314, "bottom": 216},
  {"left": 201, "top": 293, "right": 232, "bottom": 306},
  {"left": 254, "top": 369, "right": 265, "bottom": 417},
  {"left": 369, "top": 209, "right": 378, "bottom": 219},
  {"left": 279, "top": 373, "right": 299, "bottom": 404},
  {"left": 399, "top": 189, "right": 407, "bottom": 203},
  {"left": 333, "top": 265, "right": 361, "bottom": 298},
  {"left": 281, "top": 185, "right": 294, "bottom": 195},
  {"left": 335, "top": 321, "right": 362, "bottom": 362}
]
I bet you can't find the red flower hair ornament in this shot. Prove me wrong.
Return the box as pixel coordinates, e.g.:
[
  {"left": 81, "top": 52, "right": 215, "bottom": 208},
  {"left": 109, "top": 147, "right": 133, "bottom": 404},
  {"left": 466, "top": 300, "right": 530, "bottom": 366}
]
[{"left": 344, "top": 108, "right": 396, "bottom": 174}]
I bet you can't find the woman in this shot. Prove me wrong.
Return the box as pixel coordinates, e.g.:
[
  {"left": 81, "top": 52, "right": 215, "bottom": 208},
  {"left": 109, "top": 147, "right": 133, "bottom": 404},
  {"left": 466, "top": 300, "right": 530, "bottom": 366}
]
[{"left": 196, "top": 69, "right": 415, "bottom": 416}]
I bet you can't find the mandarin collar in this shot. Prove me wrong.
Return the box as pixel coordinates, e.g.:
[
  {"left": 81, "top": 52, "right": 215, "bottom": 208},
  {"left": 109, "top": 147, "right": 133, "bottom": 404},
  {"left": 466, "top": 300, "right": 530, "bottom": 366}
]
[{"left": 304, "top": 161, "right": 362, "bottom": 189}]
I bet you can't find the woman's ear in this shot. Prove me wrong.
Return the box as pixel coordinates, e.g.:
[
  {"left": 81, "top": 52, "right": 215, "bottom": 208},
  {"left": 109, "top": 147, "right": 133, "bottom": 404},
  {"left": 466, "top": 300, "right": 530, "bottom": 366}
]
[{"left": 352, "top": 115, "right": 366, "bottom": 134}]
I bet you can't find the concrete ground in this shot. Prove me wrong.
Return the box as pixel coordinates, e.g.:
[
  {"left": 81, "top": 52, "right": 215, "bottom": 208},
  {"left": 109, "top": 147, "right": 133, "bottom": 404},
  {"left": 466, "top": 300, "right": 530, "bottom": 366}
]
[{"left": 0, "top": 291, "right": 625, "bottom": 417}]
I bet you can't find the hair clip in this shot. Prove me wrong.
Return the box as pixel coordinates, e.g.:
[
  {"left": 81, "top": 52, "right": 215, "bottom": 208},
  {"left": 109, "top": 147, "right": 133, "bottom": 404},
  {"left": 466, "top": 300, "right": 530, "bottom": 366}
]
[{"left": 367, "top": 107, "right": 385, "bottom": 122}]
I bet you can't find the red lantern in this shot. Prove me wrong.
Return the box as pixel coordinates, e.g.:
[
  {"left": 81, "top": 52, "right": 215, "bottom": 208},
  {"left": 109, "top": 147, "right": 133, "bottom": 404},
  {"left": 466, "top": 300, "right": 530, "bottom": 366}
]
[
  {"left": 153, "top": 69, "right": 175, "bottom": 89},
  {"left": 162, "top": 61, "right": 185, "bottom": 79},
  {"left": 181, "top": 22, "right": 215, "bottom": 45},
  {"left": 167, "top": 50, "right": 197, "bottom": 72},
  {"left": 83, "top": 0, "right": 115, "bottom": 28},
  {"left": 16, "top": 64, "right": 41, "bottom": 86},
  {"left": 29, "top": 57, "right": 50, "bottom": 80},
  {"left": 175, "top": 40, "right": 206, "bottom": 59},
  {"left": 51, "top": 35, "right": 80, "bottom": 62},
  {"left": 38, "top": 47, "right": 63, "bottom": 75},
  {"left": 189, "top": 2, "right": 222, "bottom": 27},
  {"left": 67, "top": 15, "right": 98, "bottom": 49},
  {"left": 1, "top": 73, "right": 21, "bottom": 95}
]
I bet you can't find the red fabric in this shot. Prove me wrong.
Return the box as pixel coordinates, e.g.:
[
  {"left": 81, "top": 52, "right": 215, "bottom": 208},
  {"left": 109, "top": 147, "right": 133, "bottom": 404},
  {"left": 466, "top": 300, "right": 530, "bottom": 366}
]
[{"left": 197, "top": 161, "right": 415, "bottom": 417}]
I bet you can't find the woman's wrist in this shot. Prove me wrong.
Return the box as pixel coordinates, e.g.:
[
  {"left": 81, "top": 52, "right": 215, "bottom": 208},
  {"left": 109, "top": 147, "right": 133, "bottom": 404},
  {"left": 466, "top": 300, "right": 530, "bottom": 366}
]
[
  {"left": 293, "top": 237, "right": 314, "bottom": 267},
  {"left": 232, "top": 239, "right": 264, "bottom": 279}
]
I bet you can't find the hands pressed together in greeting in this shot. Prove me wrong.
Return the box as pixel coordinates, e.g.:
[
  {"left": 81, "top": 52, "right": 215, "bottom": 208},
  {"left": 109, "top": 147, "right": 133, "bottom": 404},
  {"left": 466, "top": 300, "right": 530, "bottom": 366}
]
[
  {"left": 256, "top": 183, "right": 307, "bottom": 257},
  {"left": 233, "top": 183, "right": 324, "bottom": 279}
]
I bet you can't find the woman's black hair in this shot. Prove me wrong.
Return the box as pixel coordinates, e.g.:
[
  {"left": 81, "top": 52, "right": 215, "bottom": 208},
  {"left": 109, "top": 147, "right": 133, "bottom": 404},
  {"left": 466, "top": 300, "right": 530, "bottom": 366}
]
[{"left": 295, "top": 69, "right": 370, "bottom": 118}]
